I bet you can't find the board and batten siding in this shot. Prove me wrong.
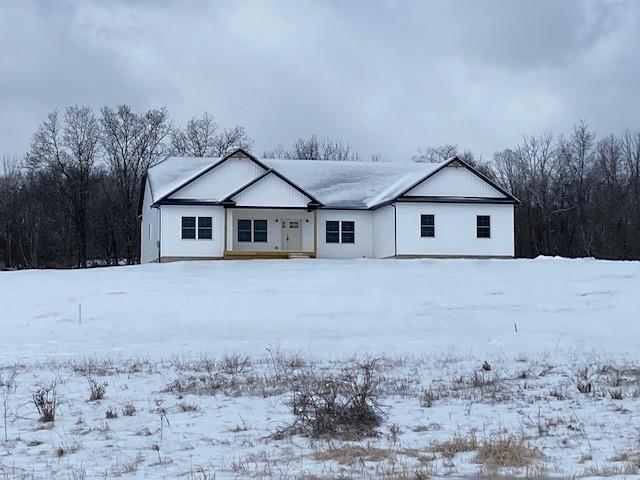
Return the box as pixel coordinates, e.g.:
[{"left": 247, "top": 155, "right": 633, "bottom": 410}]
[
  {"left": 395, "top": 202, "right": 514, "bottom": 257},
  {"left": 140, "top": 180, "right": 160, "bottom": 263},
  {"left": 160, "top": 205, "right": 225, "bottom": 259},
  {"left": 405, "top": 165, "right": 506, "bottom": 198},
  {"left": 316, "top": 210, "right": 373, "bottom": 258},
  {"left": 231, "top": 173, "right": 311, "bottom": 208},
  {"left": 169, "top": 156, "right": 265, "bottom": 201},
  {"left": 372, "top": 205, "right": 396, "bottom": 258}
]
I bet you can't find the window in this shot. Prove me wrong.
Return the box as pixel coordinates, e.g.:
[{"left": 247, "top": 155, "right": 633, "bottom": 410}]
[
  {"left": 341, "top": 221, "right": 355, "bottom": 243},
  {"left": 326, "top": 221, "right": 355, "bottom": 244},
  {"left": 181, "top": 216, "right": 196, "bottom": 239},
  {"left": 238, "top": 219, "right": 252, "bottom": 242},
  {"left": 420, "top": 215, "right": 435, "bottom": 237},
  {"left": 198, "top": 217, "right": 212, "bottom": 240},
  {"left": 326, "top": 221, "right": 339, "bottom": 243},
  {"left": 253, "top": 220, "right": 268, "bottom": 242},
  {"left": 477, "top": 215, "right": 491, "bottom": 238}
]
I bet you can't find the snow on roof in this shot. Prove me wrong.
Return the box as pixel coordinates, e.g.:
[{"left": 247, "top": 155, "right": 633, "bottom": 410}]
[
  {"left": 262, "top": 159, "right": 445, "bottom": 208},
  {"left": 146, "top": 155, "right": 447, "bottom": 208},
  {"left": 146, "top": 156, "right": 222, "bottom": 203}
]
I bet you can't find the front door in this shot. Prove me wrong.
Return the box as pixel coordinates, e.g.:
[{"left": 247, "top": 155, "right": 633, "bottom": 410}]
[{"left": 281, "top": 219, "right": 302, "bottom": 251}]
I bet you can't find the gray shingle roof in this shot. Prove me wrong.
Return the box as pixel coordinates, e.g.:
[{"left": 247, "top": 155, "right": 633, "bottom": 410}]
[{"left": 147, "top": 156, "right": 447, "bottom": 209}]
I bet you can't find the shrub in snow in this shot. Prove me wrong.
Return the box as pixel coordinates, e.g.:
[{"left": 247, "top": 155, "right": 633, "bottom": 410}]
[
  {"left": 420, "top": 386, "right": 440, "bottom": 408},
  {"left": 32, "top": 379, "right": 59, "bottom": 423},
  {"left": 609, "top": 389, "right": 623, "bottom": 400},
  {"left": 87, "top": 376, "right": 108, "bottom": 401},
  {"left": 291, "top": 358, "right": 384, "bottom": 438},
  {"left": 219, "top": 353, "right": 251, "bottom": 375},
  {"left": 178, "top": 402, "right": 199, "bottom": 412},
  {"left": 121, "top": 402, "right": 136, "bottom": 416}
]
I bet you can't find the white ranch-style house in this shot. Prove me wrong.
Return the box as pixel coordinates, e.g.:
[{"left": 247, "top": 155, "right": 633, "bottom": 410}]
[{"left": 139, "top": 149, "right": 518, "bottom": 261}]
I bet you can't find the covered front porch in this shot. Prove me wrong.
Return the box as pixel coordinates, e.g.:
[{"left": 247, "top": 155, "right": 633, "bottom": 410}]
[{"left": 223, "top": 208, "right": 317, "bottom": 259}]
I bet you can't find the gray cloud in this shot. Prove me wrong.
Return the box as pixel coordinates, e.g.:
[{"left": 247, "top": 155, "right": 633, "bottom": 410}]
[{"left": 1, "top": 0, "right": 639, "bottom": 161}]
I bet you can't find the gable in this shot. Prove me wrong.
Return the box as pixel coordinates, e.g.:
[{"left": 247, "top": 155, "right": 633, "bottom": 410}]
[
  {"left": 231, "top": 172, "right": 313, "bottom": 207},
  {"left": 404, "top": 164, "right": 507, "bottom": 199},
  {"left": 169, "top": 155, "right": 266, "bottom": 201}
]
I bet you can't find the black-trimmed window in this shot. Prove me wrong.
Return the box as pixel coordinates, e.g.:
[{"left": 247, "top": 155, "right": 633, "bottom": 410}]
[
  {"left": 238, "top": 219, "right": 252, "bottom": 242},
  {"left": 326, "top": 220, "right": 355, "bottom": 244},
  {"left": 198, "top": 216, "right": 212, "bottom": 239},
  {"left": 253, "top": 220, "right": 268, "bottom": 242},
  {"left": 181, "top": 216, "right": 196, "bottom": 239},
  {"left": 341, "top": 221, "right": 355, "bottom": 243},
  {"left": 326, "top": 221, "right": 340, "bottom": 243},
  {"left": 420, "top": 215, "right": 435, "bottom": 237},
  {"left": 477, "top": 215, "right": 491, "bottom": 238}
]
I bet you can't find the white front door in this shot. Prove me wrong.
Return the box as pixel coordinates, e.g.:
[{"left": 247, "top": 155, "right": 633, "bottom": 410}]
[{"left": 281, "top": 219, "right": 302, "bottom": 251}]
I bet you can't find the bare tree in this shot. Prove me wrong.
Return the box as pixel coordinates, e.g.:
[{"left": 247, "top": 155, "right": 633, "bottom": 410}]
[
  {"left": 560, "top": 122, "right": 595, "bottom": 256},
  {"left": 0, "top": 157, "right": 21, "bottom": 268},
  {"left": 212, "top": 125, "right": 253, "bottom": 156},
  {"left": 0, "top": 368, "right": 17, "bottom": 442},
  {"left": 26, "top": 107, "right": 99, "bottom": 267},
  {"left": 171, "top": 113, "right": 218, "bottom": 157},
  {"left": 171, "top": 114, "right": 253, "bottom": 157},
  {"left": 413, "top": 144, "right": 458, "bottom": 163},
  {"left": 101, "top": 105, "right": 170, "bottom": 263},
  {"left": 265, "top": 135, "right": 359, "bottom": 161}
]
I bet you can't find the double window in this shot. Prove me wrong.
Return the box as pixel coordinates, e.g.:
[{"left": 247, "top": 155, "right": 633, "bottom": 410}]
[
  {"left": 238, "top": 219, "right": 268, "bottom": 242},
  {"left": 182, "top": 216, "right": 212, "bottom": 240},
  {"left": 420, "top": 215, "right": 435, "bottom": 237},
  {"left": 477, "top": 215, "right": 491, "bottom": 238},
  {"left": 326, "top": 221, "right": 355, "bottom": 244}
]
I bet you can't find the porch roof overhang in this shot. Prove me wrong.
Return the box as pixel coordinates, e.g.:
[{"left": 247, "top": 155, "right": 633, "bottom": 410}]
[{"left": 221, "top": 200, "right": 321, "bottom": 211}]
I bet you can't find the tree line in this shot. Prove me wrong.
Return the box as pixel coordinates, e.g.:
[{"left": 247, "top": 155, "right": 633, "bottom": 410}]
[
  {"left": 1, "top": 106, "right": 639, "bottom": 268},
  {"left": 0, "top": 107, "right": 252, "bottom": 268}
]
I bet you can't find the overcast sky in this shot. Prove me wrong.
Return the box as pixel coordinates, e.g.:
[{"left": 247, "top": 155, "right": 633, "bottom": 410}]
[{"left": 2, "top": 0, "right": 640, "bottom": 161}]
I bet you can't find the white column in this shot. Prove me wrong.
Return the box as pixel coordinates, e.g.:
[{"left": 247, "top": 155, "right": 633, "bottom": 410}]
[{"left": 226, "top": 209, "right": 234, "bottom": 252}]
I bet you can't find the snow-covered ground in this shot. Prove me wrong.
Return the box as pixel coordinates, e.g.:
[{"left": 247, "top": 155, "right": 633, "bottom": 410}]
[
  {"left": 1, "top": 258, "right": 639, "bottom": 479},
  {"left": 3, "top": 257, "right": 640, "bottom": 360}
]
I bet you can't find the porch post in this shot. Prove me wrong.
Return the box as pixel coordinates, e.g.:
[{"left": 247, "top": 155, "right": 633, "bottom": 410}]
[
  {"left": 224, "top": 207, "right": 228, "bottom": 253},
  {"left": 225, "top": 209, "right": 234, "bottom": 253},
  {"left": 313, "top": 209, "right": 318, "bottom": 258}
]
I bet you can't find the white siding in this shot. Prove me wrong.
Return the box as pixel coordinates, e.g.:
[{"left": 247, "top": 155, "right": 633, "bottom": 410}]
[
  {"left": 396, "top": 203, "right": 514, "bottom": 257},
  {"left": 232, "top": 173, "right": 311, "bottom": 207},
  {"left": 160, "top": 205, "right": 224, "bottom": 259},
  {"left": 140, "top": 180, "right": 160, "bottom": 263},
  {"left": 372, "top": 205, "right": 396, "bottom": 258},
  {"left": 405, "top": 165, "right": 506, "bottom": 198},
  {"left": 169, "top": 156, "right": 265, "bottom": 201},
  {"left": 229, "top": 209, "right": 314, "bottom": 252},
  {"left": 316, "top": 210, "right": 373, "bottom": 258}
]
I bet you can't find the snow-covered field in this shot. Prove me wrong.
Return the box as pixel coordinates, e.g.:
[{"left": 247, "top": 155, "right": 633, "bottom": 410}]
[{"left": 1, "top": 258, "right": 639, "bottom": 479}]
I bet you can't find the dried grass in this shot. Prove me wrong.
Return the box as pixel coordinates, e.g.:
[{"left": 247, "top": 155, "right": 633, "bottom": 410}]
[{"left": 474, "top": 434, "right": 541, "bottom": 468}]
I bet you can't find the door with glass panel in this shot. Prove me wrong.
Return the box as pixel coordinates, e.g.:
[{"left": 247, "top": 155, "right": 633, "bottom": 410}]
[{"left": 281, "top": 219, "right": 302, "bottom": 250}]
